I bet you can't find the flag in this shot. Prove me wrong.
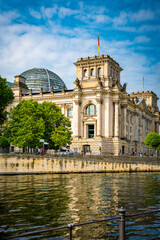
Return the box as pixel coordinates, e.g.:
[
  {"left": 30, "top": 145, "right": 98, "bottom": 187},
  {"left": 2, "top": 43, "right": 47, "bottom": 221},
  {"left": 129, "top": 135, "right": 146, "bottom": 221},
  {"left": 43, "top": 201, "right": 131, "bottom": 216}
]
[
  {"left": 143, "top": 76, "right": 144, "bottom": 89},
  {"left": 98, "top": 35, "right": 100, "bottom": 55}
]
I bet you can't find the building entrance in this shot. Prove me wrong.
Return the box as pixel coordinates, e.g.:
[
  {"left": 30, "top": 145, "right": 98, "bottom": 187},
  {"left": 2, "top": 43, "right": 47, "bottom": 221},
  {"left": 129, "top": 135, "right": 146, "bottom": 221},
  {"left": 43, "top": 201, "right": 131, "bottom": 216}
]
[
  {"left": 122, "top": 146, "right": 125, "bottom": 154},
  {"left": 83, "top": 145, "right": 90, "bottom": 155}
]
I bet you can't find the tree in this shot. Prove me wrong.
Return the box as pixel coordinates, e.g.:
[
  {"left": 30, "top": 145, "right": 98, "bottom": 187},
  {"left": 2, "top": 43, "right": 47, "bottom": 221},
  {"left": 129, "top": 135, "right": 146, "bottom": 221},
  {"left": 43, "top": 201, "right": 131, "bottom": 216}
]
[
  {"left": 144, "top": 132, "right": 160, "bottom": 150},
  {"left": 0, "top": 136, "right": 10, "bottom": 148},
  {"left": 4, "top": 100, "right": 45, "bottom": 149},
  {"left": 0, "top": 76, "right": 14, "bottom": 125},
  {"left": 40, "top": 101, "right": 72, "bottom": 149},
  {"left": 51, "top": 126, "right": 72, "bottom": 147},
  {"left": 4, "top": 99, "right": 72, "bottom": 150}
]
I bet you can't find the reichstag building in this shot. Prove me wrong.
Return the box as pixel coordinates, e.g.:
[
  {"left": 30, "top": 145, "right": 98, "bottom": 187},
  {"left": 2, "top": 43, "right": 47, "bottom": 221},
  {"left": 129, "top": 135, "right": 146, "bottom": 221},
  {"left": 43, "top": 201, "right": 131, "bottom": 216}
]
[{"left": 10, "top": 55, "right": 160, "bottom": 155}]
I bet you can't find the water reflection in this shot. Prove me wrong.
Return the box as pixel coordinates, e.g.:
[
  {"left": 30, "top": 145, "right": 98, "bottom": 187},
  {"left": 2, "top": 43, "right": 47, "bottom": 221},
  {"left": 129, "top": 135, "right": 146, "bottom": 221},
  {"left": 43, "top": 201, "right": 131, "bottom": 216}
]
[{"left": 0, "top": 173, "right": 160, "bottom": 239}]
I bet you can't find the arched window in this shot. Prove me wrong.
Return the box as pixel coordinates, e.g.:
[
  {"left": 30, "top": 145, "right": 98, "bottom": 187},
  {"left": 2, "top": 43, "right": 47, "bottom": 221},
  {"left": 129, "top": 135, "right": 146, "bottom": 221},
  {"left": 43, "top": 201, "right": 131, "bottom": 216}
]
[
  {"left": 91, "top": 68, "right": 94, "bottom": 76},
  {"left": 85, "top": 104, "right": 97, "bottom": 115},
  {"left": 84, "top": 69, "right": 87, "bottom": 77},
  {"left": 98, "top": 67, "right": 101, "bottom": 76}
]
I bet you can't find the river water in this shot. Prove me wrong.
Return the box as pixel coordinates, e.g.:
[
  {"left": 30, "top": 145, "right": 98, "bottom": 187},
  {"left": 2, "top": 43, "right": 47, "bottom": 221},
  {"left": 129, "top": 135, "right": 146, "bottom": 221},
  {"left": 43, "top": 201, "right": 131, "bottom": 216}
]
[{"left": 0, "top": 173, "right": 160, "bottom": 239}]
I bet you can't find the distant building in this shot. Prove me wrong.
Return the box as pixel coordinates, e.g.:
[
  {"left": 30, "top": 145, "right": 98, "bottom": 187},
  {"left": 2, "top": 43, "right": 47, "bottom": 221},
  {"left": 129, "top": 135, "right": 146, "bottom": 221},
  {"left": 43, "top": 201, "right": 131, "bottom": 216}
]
[{"left": 10, "top": 55, "right": 160, "bottom": 155}]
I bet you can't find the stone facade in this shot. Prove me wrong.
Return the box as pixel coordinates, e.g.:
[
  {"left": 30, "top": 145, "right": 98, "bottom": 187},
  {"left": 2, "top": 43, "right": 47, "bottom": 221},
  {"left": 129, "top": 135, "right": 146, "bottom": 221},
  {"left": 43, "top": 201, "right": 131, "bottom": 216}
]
[{"left": 10, "top": 55, "right": 160, "bottom": 155}]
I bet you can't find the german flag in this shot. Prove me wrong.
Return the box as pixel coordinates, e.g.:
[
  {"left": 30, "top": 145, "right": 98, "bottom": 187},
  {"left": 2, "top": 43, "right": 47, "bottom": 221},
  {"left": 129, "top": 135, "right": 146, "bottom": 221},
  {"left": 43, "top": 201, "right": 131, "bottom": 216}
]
[{"left": 98, "top": 35, "right": 100, "bottom": 55}]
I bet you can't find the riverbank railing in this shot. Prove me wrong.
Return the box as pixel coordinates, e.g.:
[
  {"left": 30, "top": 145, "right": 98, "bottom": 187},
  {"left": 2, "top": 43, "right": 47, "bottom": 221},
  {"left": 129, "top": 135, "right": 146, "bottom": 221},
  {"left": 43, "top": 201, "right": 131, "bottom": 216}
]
[{"left": 0, "top": 208, "right": 160, "bottom": 240}]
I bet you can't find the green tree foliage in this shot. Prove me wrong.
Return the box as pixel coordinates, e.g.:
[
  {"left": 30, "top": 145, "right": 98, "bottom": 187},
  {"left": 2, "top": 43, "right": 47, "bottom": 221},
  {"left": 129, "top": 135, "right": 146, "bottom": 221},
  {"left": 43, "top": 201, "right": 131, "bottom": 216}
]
[
  {"left": 144, "top": 132, "right": 160, "bottom": 150},
  {"left": 40, "top": 101, "right": 72, "bottom": 149},
  {"left": 51, "top": 126, "right": 72, "bottom": 147},
  {"left": 0, "top": 136, "right": 10, "bottom": 148},
  {"left": 4, "top": 99, "right": 72, "bottom": 149},
  {"left": 0, "top": 76, "right": 14, "bottom": 124}
]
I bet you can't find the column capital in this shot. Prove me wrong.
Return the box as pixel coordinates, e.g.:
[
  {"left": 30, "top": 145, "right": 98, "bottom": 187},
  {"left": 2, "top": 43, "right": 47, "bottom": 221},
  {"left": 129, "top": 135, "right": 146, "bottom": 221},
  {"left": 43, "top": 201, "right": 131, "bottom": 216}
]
[
  {"left": 121, "top": 104, "right": 127, "bottom": 108},
  {"left": 96, "top": 98, "right": 103, "bottom": 104},
  {"left": 113, "top": 100, "right": 119, "bottom": 104},
  {"left": 74, "top": 99, "right": 82, "bottom": 106},
  {"left": 61, "top": 103, "right": 66, "bottom": 108}
]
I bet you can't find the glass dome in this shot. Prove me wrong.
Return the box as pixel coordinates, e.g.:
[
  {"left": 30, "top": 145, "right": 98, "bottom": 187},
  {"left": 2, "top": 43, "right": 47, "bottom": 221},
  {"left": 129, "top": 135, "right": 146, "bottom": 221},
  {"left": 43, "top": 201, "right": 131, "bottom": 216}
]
[{"left": 20, "top": 68, "right": 67, "bottom": 93}]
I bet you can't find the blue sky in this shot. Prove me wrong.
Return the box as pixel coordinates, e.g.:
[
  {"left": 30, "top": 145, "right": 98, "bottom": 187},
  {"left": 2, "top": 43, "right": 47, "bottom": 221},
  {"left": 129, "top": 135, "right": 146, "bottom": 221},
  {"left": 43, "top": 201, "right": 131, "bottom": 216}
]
[{"left": 0, "top": 0, "right": 160, "bottom": 102}]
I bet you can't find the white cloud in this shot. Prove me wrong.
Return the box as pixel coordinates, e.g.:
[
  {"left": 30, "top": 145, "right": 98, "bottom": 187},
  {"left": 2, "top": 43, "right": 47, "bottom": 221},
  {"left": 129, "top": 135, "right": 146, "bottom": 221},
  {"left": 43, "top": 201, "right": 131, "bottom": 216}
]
[
  {"left": 129, "top": 9, "right": 155, "bottom": 22},
  {"left": 113, "top": 11, "right": 128, "bottom": 26},
  {"left": 41, "top": 6, "right": 58, "bottom": 19},
  {"left": 112, "top": 9, "right": 156, "bottom": 32},
  {"left": 139, "top": 24, "right": 160, "bottom": 32},
  {"left": 135, "top": 36, "right": 150, "bottom": 43},
  {"left": 0, "top": 16, "right": 96, "bottom": 89},
  {"left": 29, "top": 9, "right": 41, "bottom": 19},
  {"left": 0, "top": 10, "right": 20, "bottom": 24},
  {"left": 29, "top": 5, "right": 80, "bottom": 20},
  {"left": 58, "top": 7, "right": 80, "bottom": 18}
]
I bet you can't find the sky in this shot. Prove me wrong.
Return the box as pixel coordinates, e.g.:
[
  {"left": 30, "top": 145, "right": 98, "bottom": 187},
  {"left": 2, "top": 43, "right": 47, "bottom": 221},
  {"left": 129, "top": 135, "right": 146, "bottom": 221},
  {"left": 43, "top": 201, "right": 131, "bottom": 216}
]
[{"left": 0, "top": 0, "right": 160, "bottom": 102}]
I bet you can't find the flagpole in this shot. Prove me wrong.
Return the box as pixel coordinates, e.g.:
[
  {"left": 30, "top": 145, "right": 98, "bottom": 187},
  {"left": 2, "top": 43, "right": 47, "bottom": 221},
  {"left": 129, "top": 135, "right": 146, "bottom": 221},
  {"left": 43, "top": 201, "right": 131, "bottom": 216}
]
[
  {"left": 143, "top": 76, "right": 144, "bottom": 90},
  {"left": 98, "top": 35, "right": 100, "bottom": 56}
]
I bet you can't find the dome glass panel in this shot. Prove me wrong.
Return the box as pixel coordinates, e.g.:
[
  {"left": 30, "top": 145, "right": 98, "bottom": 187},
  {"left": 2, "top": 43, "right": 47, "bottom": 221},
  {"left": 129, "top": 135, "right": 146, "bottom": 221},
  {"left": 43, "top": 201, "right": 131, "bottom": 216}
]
[{"left": 20, "top": 68, "right": 67, "bottom": 93}]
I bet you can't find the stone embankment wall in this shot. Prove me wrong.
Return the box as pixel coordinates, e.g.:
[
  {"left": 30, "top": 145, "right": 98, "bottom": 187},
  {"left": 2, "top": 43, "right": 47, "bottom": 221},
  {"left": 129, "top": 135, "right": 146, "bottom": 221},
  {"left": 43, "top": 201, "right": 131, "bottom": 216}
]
[{"left": 0, "top": 154, "right": 160, "bottom": 174}]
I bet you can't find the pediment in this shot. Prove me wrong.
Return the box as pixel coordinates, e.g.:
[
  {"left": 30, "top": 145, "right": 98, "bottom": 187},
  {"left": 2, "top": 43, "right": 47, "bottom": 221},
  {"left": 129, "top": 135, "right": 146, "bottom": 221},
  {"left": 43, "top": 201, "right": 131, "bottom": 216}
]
[{"left": 83, "top": 116, "right": 97, "bottom": 122}]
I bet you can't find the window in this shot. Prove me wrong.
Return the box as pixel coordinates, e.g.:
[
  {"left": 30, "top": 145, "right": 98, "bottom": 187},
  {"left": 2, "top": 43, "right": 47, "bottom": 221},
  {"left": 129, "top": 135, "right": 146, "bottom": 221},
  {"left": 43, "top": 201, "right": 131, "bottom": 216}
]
[
  {"left": 85, "top": 104, "right": 97, "bottom": 115},
  {"left": 88, "top": 125, "right": 94, "bottom": 138},
  {"left": 98, "top": 67, "right": 101, "bottom": 75},
  {"left": 67, "top": 108, "right": 71, "bottom": 117},
  {"left": 84, "top": 69, "right": 87, "bottom": 77},
  {"left": 126, "top": 112, "right": 129, "bottom": 122},
  {"left": 91, "top": 68, "right": 94, "bottom": 76}
]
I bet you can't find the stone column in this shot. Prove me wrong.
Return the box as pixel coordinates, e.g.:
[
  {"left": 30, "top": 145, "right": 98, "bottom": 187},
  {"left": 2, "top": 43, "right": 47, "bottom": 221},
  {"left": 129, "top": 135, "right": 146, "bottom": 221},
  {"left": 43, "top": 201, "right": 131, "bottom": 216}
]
[
  {"left": 123, "top": 105, "right": 127, "bottom": 139},
  {"left": 73, "top": 99, "right": 81, "bottom": 139},
  {"left": 95, "top": 66, "right": 97, "bottom": 77},
  {"left": 84, "top": 123, "right": 87, "bottom": 138},
  {"left": 105, "top": 96, "right": 111, "bottom": 137},
  {"left": 114, "top": 101, "right": 119, "bottom": 137},
  {"left": 132, "top": 112, "right": 138, "bottom": 142},
  {"left": 142, "top": 116, "right": 146, "bottom": 143},
  {"left": 106, "top": 62, "right": 109, "bottom": 77},
  {"left": 61, "top": 104, "right": 65, "bottom": 115},
  {"left": 96, "top": 98, "right": 102, "bottom": 137},
  {"left": 155, "top": 122, "right": 159, "bottom": 133},
  {"left": 80, "top": 67, "right": 83, "bottom": 80}
]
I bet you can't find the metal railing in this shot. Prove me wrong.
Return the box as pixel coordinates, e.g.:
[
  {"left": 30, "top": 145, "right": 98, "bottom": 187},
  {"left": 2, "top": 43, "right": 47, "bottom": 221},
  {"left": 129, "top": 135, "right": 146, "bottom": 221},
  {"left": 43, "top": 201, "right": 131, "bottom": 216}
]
[{"left": 0, "top": 208, "right": 160, "bottom": 240}]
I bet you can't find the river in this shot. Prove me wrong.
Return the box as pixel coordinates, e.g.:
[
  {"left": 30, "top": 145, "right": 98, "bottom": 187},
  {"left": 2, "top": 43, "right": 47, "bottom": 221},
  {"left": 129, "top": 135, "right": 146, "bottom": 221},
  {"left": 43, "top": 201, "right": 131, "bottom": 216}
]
[{"left": 0, "top": 173, "right": 160, "bottom": 239}]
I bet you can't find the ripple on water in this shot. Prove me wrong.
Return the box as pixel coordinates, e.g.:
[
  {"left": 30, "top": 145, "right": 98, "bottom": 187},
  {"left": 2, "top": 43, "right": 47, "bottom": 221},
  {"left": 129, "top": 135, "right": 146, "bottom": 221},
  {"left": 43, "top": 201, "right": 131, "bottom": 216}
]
[{"left": 0, "top": 173, "right": 160, "bottom": 239}]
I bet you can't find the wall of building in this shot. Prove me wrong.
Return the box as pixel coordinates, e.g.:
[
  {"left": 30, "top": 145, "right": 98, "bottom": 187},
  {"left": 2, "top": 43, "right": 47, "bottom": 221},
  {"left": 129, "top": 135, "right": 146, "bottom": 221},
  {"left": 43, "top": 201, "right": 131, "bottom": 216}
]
[
  {"left": 0, "top": 155, "right": 160, "bottom": 174},
  {"left": 9, "top": 55, "right": 160, "bottom": 156}
]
